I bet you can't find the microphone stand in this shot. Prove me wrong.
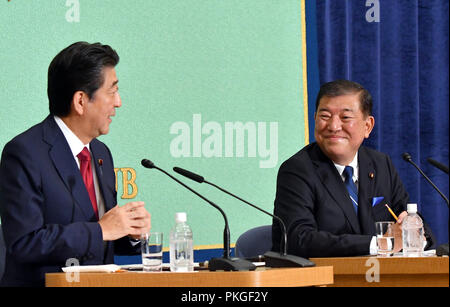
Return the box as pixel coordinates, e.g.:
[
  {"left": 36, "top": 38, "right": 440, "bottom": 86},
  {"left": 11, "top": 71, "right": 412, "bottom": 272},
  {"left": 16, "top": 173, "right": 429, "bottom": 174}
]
[
  {"left": 173, "top": 166, "right": 315, "bottom": 267},
  {"left": 426, "top": 158, "right": 450, "bottom": 255},
  {"left": 403, "top": 153, "right": 449, "bottom": 256},
  {"left": 427, "top": 158, "right": 449, "bottom": 175},
  {"left": 141, "top": 160, "right": 255, "bottom": 271}
]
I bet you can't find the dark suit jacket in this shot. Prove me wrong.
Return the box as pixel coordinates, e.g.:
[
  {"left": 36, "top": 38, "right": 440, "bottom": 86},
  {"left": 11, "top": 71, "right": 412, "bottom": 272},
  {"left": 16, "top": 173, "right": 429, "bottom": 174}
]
[
  {"left": 272, "top": 142, "right": 435, "bottom": 258},
  {"left": 0, "top": 116, "right": 137, "bottom": 286}
]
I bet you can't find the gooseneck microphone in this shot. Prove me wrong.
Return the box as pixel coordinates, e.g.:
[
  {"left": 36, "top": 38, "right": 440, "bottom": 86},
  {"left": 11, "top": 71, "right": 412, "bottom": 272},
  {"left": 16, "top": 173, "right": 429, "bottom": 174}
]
[
  {"left": 141, "top": 159, "right": 255, "bottom": 271},
  {"left": 402, "top": 153, "right": 449, "bottom": 207},
  {"left": 402, "top": 153, "right": 449, "bottom": 256},
  {"left": 174, "top": 167, "right": 287, "bottom": 255},
  {"left": 427, "top": 158, "right": 449, "bottom": 175},
  {"left": 173, "top": 166, "right": 315, "bottom": 268}
]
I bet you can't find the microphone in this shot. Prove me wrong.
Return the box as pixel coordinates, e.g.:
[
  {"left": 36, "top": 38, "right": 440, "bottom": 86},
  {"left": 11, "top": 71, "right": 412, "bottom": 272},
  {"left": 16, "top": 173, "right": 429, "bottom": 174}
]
[
  {"left": 141, "top": 159, "right": 255, "bottom": 271},
  {"left": 173, "top": 166, "right": 315, "bottom": 268},
  {"left": 402, "top": 153, "right": 449, "bottom": 207},
  {"left": 173, "top": 167, "right": 288, "bottom": 253},
  {"left": 402, "top": 153, "right": 449, "bottom": 256},
  {"left": 427, "top": 158, "right": 449, "bottom": 175},
  {"left": 141, "top": 159, "right": 155, "bottom": 169}
]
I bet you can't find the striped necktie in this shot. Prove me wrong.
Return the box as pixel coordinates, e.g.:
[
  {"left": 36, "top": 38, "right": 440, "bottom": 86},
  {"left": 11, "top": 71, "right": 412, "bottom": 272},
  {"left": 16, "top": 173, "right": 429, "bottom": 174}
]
[{"left": 343, "top": 166, "right": 358, "bottom": 213}]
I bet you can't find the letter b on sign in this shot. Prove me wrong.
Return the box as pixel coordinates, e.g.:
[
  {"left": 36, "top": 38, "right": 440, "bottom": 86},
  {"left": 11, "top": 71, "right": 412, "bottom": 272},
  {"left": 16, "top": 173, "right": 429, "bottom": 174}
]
[{"left": 114, "top": 168, "right": 138, "bottom": 199}]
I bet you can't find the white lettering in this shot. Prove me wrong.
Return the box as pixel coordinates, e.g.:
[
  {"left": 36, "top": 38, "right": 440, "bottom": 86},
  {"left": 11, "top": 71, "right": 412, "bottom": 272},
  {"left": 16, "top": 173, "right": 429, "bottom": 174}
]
[
  {"left": 169, "top": 121, "right": 191, "bottom": 157},
  {"left": 225, "top": 292, "right": 269, "bottom": 302},
  {"left": 65, "top": 258, "right": 80, "bottom": 283},
  {"left": 202, "top": 121, "right": 222, "bottom": 158},
  {"left": 181, "top": 291, "right": 215, "bottom": 304},
  {"left": 365, "top": 0, "right": 380, "bottom": 23},
  {"left": 169, "top": 114, "right": 278, "bottom": 168},
  {"left": 258, "top": 122, "right": 278, "bottom": 168},
  {"left": 365, "top": 257, "right": 380, "bottom": 283},
  {"left": 65, "top": 0, "right": 80, "bottom": 23}
]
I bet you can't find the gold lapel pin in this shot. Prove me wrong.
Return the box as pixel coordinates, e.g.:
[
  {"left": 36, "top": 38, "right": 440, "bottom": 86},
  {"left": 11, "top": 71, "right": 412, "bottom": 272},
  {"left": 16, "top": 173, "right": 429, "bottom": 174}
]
[{"left": 369, "top": 172, "right": 374, "bottom": 179}]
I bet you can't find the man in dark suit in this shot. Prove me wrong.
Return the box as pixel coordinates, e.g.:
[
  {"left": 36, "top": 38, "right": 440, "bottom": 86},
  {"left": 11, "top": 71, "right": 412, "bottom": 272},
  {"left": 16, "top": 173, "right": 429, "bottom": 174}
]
[
  {"left": 0, "top": 42, "right": 151, "bottom": 286},
  {"left": 272, "top": 80, "right": 434, "bottom": 258}
]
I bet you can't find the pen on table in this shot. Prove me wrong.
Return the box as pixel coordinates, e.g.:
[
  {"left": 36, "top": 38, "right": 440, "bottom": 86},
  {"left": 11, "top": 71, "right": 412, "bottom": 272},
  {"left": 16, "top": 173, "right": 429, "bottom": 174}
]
[{"left": 385, "top": 204, "right": 398, "bottom": 221}]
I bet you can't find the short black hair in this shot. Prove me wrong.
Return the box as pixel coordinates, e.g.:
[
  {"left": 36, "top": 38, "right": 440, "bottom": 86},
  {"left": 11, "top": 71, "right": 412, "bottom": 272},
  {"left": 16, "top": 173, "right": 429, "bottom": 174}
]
[
  {"left": 315, "top": 80, "right": 373, "bottom": 117},
  {"left": 47, "top": 42, "right": 119, "bottom": 117}
]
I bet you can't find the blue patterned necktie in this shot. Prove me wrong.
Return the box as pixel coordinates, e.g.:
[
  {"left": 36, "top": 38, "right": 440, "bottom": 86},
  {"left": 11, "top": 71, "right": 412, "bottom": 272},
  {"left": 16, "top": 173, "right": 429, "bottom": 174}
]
[{"left": 343, "top": 166, "right": 358, "bottom": 213}]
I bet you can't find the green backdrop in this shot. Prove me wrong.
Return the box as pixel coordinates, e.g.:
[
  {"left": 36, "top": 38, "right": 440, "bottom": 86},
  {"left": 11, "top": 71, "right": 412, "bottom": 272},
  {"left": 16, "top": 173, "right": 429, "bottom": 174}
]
[{"left": 0, "top": 0, "right": 307, "bottom": 249}]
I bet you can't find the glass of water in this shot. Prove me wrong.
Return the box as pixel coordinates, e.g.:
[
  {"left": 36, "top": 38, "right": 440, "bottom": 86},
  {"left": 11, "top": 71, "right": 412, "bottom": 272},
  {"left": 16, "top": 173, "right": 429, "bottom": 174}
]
[
  {"left": 375, "top": 221, "right": 395, "bottom": 257},
  {"left": 141, "top": 232, "right": 163, "bottom": 272}
]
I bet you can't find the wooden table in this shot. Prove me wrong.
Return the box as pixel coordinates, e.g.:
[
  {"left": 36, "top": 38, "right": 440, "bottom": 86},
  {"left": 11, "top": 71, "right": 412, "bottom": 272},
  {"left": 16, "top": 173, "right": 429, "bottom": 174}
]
[
  {"left": 46, "top": 266, "right": 333, "bottom": 287},
  {"left": 310, "top": 256, "right": 449, "bottom": 287}
]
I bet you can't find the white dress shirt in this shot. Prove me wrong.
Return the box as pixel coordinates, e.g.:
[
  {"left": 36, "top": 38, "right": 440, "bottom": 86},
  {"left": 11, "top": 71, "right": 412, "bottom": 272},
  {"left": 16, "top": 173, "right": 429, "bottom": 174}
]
[{"left": 333, "top": 153, "right": 359, "bottom": 190}]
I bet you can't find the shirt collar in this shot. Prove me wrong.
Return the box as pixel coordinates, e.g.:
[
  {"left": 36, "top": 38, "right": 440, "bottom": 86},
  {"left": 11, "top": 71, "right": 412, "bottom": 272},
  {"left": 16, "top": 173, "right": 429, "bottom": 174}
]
[
  {"left": 54, "top": 116, "right": 90, "bottom": 158},
  {"left": 333, "top": 152, "right": 359, "bottom": 181}
]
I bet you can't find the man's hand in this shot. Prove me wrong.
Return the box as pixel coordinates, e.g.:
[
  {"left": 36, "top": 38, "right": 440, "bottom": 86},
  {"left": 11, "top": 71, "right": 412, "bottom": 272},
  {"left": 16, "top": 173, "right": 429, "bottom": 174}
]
[
  {"left": 98, "top": 201, "right": 151, "bottom": 241},
  {"left": 392, "top": 211, "right": 408, "bottom": 252}
]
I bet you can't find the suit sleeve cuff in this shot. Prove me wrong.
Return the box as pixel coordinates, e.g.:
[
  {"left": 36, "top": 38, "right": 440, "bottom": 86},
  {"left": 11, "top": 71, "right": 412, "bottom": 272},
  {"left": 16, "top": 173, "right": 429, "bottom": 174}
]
[{"left": 78, "top": 222, "right": 104, "bottom": 263}]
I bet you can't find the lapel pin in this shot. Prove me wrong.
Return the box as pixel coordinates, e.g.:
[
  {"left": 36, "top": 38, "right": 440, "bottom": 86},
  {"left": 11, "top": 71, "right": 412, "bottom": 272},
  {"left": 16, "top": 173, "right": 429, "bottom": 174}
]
[
  {"left": 98, "top": 159, "right": 103, "bottom": 176},
  {"left": 369, "top": 172, "right": 374, "bottom": 179}
]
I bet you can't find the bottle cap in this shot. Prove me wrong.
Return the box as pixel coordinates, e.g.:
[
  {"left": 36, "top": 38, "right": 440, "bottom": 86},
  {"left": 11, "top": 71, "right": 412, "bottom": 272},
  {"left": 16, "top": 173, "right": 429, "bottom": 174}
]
[
  {"left": 175, "top": 212, "right": 187, "bottom": 223},
  {"left": 407, "top": 203, "right": 418, "bottom": 213}
]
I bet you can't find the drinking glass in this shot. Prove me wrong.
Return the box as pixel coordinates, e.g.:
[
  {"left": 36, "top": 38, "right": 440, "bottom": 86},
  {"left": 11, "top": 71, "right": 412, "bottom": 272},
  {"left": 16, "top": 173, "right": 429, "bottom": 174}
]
[
  {"left": 141, "top": 232, "right": 163, "bottom": 272},
  {"left": 375, "top": 221, "right": 395, "bottom": 257}
]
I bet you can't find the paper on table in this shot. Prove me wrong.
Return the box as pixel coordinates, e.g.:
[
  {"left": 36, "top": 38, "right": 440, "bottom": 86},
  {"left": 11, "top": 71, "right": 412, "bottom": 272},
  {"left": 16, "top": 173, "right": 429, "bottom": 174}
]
[
  {"left": 119, "top": 263, "right": 202, "bottom": 271},
  {"left": 62, "top": 264, "right": 122, "bottom": 273},
  {"left": 392, "top": 249, "right": 436, "bottom": 257}
]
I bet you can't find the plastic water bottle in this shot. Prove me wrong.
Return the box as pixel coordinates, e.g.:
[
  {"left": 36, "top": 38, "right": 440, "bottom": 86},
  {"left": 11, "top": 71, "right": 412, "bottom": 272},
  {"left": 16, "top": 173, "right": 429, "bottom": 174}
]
[
  {"left": 402, "top": 203, "right": 424, "bottom": 257},
  {"left": 169, "top": 212, "right": 194, "bottom": 272}
]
